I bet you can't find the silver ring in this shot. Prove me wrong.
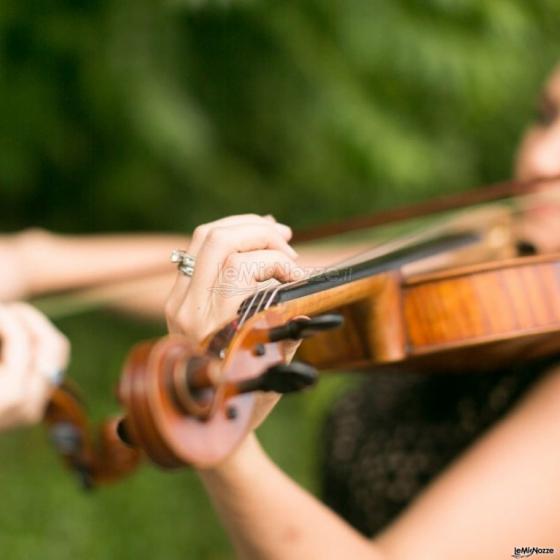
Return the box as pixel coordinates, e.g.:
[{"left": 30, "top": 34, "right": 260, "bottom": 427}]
[
  {"left": 45, "top": 368, "right": 66, "bottom": 386},
  {"left": 170, "top": 249, "right": 196, "bottom": 278}
]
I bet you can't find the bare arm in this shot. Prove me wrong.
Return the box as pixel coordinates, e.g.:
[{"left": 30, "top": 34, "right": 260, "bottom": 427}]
[
  {"left": 199, "top": 434, "right": 382, "bottom": 560},
  {"left": 197, "top": 366, "right": 560, "bottom": 560},
  {"left": 375, "top": 364, "right": 560, "bottom": 559},
  {"left": 0, "top": 229, "right": 189, "bottom": 319},
  {"left": 0, "top": 228, "right": 188, "bottom": 301},
  {"left": 0, "top": 226, "right": 364, "bottom": 320},
  {"left": 0, "top": 303, "right": 69, "bottom": 431}
]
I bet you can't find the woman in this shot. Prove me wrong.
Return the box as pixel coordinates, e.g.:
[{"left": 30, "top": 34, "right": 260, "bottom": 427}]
[
  {"left": 321, "top": 62, "right": 560, "bottom": 536},
  {"left": 515, "top": 63, "right": 560, "bottom": 252},
  {"left": 0, "top": 303, "right": 69, "bottom": 432},
  {"left": 162, "top": 64, "right": 560, "bottom": 559}
]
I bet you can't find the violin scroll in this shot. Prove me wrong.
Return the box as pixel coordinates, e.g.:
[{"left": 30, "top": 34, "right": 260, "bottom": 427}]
[
  {"left": 116, "top": 312, "right": 341, "bottom": 469},
  {"left": 44, "top": 384, "right": 141, "bottom": 489}
]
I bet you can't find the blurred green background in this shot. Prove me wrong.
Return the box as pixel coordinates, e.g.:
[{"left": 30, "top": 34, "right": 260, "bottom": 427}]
[{"left": 2, "top": 0, "right": 560, "bottom": 558}]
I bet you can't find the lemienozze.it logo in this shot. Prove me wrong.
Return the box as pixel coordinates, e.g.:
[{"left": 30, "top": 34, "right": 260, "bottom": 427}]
[{"left": 512, "top": 546, "right": 555, "bottom": 558}]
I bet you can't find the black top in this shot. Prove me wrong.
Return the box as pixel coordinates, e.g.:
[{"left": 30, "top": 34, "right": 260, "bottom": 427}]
[{"left": 320, "top": 357, "right": 556, "bottom": 536}]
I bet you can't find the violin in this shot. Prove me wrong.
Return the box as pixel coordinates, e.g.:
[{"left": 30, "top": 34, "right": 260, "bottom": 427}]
[
  {"left": 44, "top": 175, "right": 560, "bottom": 479},
  {"left": 113, "top": 215, "right": 560, "bottom": 472},
  {"left": 44, "top": 383, "right": 140, "bottom": 488}
]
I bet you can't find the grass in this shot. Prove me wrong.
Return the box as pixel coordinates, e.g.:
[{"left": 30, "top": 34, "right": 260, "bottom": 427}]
[{"left": 0, "top": 311, "right": 354, "bottom": 559}]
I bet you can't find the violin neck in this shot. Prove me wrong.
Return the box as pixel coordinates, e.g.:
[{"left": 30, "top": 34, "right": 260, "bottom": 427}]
[{"left": 237, "top": 231, "right": 480, "bottom": 319}]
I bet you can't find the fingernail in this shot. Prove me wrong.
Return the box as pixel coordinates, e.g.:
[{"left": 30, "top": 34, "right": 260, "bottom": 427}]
[
  {"left": 275, "top": 223, "right": 292, "bottom": 237},
  {"left": 285, "top": 244, "right": 298, "bottom": 259},
  {"left": 265, "top": 214, "right": 276, "bottom": 222}
]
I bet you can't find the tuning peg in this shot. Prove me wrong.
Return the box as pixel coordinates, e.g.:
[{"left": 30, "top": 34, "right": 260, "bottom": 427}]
[
  {"left": 235, "top": 361, "right": 318, "bottom": 395},
  {"left": 49, "top": 421, "right": 82, "bottom": 456},
  {"left": 268, "top": 313, "right": 344, "bottom": 343},
  {"left": 116, "top": 418, "right": 134, "bottom": 447}
]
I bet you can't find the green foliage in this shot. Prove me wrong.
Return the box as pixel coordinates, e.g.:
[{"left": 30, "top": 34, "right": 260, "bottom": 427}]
[{"left": 2, "top": 0, "right": 559, "bottom": 233}]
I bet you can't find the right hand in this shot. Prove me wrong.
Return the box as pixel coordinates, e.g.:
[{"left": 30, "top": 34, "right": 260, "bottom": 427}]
[{"left": 0, "top": 303, "right": 70, "bottom": 431}]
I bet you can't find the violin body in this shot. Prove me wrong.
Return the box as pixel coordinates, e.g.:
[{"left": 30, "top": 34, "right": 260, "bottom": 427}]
[
  {"left": 297, "top": 253, "right": 560, "bottom": 374},
  {"left": 115, "top": 250, "right": 560, "bottom": 470}
]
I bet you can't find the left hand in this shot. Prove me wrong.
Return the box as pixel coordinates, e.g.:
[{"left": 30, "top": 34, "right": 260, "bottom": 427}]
[
  {"left": 0, "top": 303, "right": 70, "bottom": 431},
  {"left": 165, "top": 214, "right": 303, "bottom": 343},
  {"left": 164, "top": 214, "right": 304, "bottom": 460}
]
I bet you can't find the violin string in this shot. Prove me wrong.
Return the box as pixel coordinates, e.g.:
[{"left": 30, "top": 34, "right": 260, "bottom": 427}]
[
  {"left": 238, "top": 282, "right": 282, "bottom": 327},
  {"left": 254, "top": 287, "right": 272, "bottom": 318},
  {"left": 237, "top": 287, "right": 263, "bottom": 327},
  {"left": 236, "top": 211, "right": 487, "bottom": 319},
  {"left": 248, "top": 229, "right": 446, "bottom": 317},
  {"left": 248, "top": 190, "right": 560, "bottom": 315},
  {"left": 325, "top": 220, "right": 459, "bottom": 270},
  {"left": 318, "top": 189, "right": 560, "bottom": 271},
  {"left": 232, "top": 186, "right": 560, "bottom": 325},
  {"left": 295, "top": 208, "right": 480, "bottom": 278},
  {"left": 265, "top": 283, "right": 284, "bottom": 310},
  {"left": 42, "top": 187, "right": 560, "bottom": 321}
]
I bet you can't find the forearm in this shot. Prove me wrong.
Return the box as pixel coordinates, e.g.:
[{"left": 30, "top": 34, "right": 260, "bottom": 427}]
[
  {"left": 60, "top": 272, "right": 177, "bottom": 319},
  {"left": 0, "top": 228, "right": 363, "bottom": 302},
  {"left": 0, "top": 235, "right": 27, "bottom": 300},
  {"left": 0, "top": 229, "right": 187, "bottom": 300},
  {"left": 198, "top": 434, "right": 383, "bottom": 560}
]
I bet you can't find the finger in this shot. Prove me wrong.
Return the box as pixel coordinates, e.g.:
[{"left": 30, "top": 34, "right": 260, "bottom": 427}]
[
  {"left": 9, "top": 303, "right": 70, "bottom": 382},
  {"left": 208, "top": 250, "right": 304, "bottom": 307},
  {"left": 188, "top": 214, "right": 281, "bottom": 257},
  {"left": 19, "top": 369, "right": 51, "bottom": 426},
  {"left": 166, "top": 220, "right": 295, "bottom": 326},
  {"left": 0, "top": 372, "right": 28, "bottom": 431},
  {"left": 217, "top": 250, "right": 304, "bottom": 291},
  {"left": 0, "top": 306, "right": 40, "bottom": 430},
  {"left": 171, "top": 250, "right": 303, "bottom": 338},
  {"left": 0, "top": 306, "right": 32, "bottom": 374},
  {"left": 185, "top": 224, "right": 298, "bottom": 315},
  {"left": 166, "top": 215, "right": 284, "bottom": 317}
]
